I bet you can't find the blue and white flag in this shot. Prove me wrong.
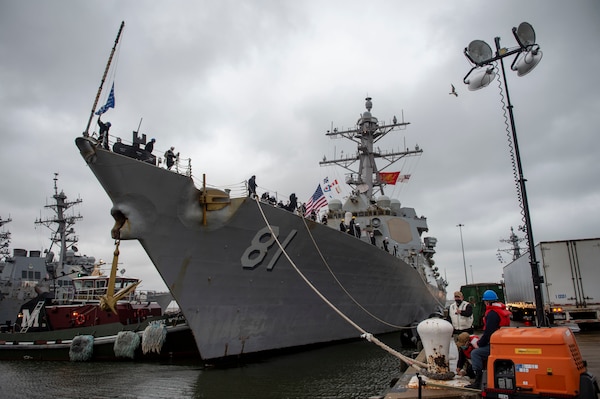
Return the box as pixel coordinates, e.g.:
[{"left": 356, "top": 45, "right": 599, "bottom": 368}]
[{"left": 95, "top": 83, "right": 115, "bottom": 115}]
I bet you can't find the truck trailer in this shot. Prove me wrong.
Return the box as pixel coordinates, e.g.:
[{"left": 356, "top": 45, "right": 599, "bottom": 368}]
[{"left": 503, "top": 238, "right": 600, "bottom": 328}]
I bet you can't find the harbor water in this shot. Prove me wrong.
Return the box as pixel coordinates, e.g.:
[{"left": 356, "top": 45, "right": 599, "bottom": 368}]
[{"left": 0, "top": 333, "right": 414, "bottom": 399}]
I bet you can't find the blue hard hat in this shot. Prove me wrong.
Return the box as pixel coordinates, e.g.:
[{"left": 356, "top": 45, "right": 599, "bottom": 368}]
[{"left": 482, "top": 290, "right": 499, "bottom": 301}]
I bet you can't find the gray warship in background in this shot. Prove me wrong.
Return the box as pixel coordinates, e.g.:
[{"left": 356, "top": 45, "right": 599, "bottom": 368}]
[
  {"left": 0, "top": 176, "right": 97, "bottom": 327},
  {"left": 0, "top": 175, "right": 175, "bottom": 330},
  {"left": 75, "top": 95, "right": 447, "bottom": 361}
]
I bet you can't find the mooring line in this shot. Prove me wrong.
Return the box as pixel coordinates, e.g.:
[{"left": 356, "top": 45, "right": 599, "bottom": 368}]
[
  {"left": 252, "top": 197, "right": 429, "bottom": 370},
  {"left": 299, "top": 215, "right": 417, "bottom": 329},
  {"left": 299, "top": 211, "right": 447, "bottom": 315}
]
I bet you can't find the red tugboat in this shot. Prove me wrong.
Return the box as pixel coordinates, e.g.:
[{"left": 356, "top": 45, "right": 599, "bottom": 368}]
[{"left": 17, "top": 265, "right": 162, "bottom": 332}]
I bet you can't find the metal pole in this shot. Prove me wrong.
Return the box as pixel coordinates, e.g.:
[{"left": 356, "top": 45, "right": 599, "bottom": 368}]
[
  {"left": 457, "top": 224, "right": 468, "bottom": 285},
  {"left": 494, "top": 37, "right": 547, "bottom": 327},
  {"left": 84, "top": 21, "right": 125, "bottom": 137}
]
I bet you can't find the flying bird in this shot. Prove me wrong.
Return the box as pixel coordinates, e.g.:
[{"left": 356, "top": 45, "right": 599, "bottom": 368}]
[{"left": 449, "top": 84, "right": 458, "bottom": 97}]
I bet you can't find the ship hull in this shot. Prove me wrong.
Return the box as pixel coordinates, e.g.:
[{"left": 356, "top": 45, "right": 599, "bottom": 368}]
[{"left": 76, "top": 138, "right": 445, "bottom": 360}]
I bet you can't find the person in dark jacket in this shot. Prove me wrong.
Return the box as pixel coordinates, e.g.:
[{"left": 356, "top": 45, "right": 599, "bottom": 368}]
[
  {"left": 287, "top": 193, "right": 297, "bottom": 212},
  {"left": 145, "top": 138, "right": 156, "bottom": 153},
  {"left": 465, "top": 289, "right": 511, "bottom": 390},
  {"left": 97, "top": 119, "right": 111, "bottom": 150},
  {"left": 456, "top": 332, "right": 479, "bottom": 378},
  {"left": 247, "top": 175, "right": 257, "bottom": 197},
  {"left": 165, "top": 146, "right": 178, "bottom": 170},
  {"left": 348, "top": 216, "right": 356, "bottom": 236}
]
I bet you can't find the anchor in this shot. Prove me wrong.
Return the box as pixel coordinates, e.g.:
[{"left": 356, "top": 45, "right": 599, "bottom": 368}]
[{"left": 99, "top": 239, "right": 140, "bottom": 314}]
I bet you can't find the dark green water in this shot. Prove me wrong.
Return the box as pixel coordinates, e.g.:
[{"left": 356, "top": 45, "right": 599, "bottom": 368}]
[{"left": 0, "top": 334, "right": 415, "bottom": 399}]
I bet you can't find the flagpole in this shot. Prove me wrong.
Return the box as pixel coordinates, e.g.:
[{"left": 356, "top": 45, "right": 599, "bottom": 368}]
[{"left": 83, "top": 21, "right": 125, "bottom": 137}]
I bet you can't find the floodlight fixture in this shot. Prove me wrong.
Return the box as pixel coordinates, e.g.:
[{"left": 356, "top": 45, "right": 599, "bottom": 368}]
[
  {"left": 466, "top": 40, "right": 493, "bottom": 65},
  {"left": 463, "top": 21, "right": 542, "bottom": 80},
  {"left": 464, "top": 66, "right": 496, "bottom": 91},
  {"left": 512, "top": 44, "right": 543, "bottom": 76},
  {"left": 514, "top": 22, "right": 536, "bottom": 48}
]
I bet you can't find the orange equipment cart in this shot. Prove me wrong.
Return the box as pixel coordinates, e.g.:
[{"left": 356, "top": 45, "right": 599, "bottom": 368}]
[{"left": 483, "top": 327, "right": 598, "bottom": 398}]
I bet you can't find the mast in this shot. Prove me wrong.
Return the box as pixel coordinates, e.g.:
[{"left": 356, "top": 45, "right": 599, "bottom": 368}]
[
  {"left": 0, "top": 216, "right": 11, "bottom": 260},
  {"left": 498, "top": 226, "right": 525, "bottom": 262},
  {"left": 35, "top": 173, "right": 83, "bottom": 277},
  {"left": 319, "top": 97, "right": 421, "bottom": 200},
  {"left": 83, "top": 21, "right": 125, "bottom": 137}
]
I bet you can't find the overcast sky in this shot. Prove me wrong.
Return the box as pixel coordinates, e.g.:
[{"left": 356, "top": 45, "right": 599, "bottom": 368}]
[{"left": 1, "top": 1, "right": 599, "bottom": 300}]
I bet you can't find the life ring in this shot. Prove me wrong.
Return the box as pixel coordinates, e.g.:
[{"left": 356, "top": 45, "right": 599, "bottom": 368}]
[{"left": 75, "top": 314, "right": 86, "bottom": 325}]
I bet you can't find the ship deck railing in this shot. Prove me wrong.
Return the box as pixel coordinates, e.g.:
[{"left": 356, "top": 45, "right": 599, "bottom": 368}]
[
  {"left": 327, "top": 208, "right": 395, "bottom": 219},
  {"left": 73, "top": 287, "right": 136, "bottom": 302},
  {"left": 92, "top": 132, "right": 193, "bottom": 177}
]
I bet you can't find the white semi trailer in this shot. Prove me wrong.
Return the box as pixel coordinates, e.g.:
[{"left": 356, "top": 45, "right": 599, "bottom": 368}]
[{"left": 503, "top": 238, "right": 600, "bottom": 328}]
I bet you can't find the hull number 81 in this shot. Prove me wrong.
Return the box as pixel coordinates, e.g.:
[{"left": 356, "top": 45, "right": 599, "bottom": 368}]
[{"left": 241, "top": 226, "right": 297, "bottom": 270}]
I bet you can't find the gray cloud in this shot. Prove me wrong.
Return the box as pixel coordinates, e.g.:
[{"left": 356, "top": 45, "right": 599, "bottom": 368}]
[{"left": 1, "top": 0, "right": 598, "bottom": 297}]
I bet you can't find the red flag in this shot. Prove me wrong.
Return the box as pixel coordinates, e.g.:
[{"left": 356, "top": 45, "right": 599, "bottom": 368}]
[{"left": 379, "top": 172, "right": 400, "bottom": 185}]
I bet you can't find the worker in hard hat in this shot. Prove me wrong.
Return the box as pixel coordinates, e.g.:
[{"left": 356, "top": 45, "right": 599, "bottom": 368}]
[{"left": 465, "top": 289, "right": 511, "bottom": 390}]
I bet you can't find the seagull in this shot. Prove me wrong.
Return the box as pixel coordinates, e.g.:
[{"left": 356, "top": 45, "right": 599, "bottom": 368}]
[
  {"left": 449, "top": 84, "right": 458, "bottom": 97},
  {"left": 393, "top": 115, "right": 397, "bottom": 124}
]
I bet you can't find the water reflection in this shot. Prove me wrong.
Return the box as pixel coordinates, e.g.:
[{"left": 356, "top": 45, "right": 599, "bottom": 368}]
[{"left": 0, "top": 334, "right": 413, "bottom": 399}]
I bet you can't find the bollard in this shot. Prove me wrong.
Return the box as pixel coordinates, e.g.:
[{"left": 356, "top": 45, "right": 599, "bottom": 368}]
[{"left": 416, "top": 318, "right": 455, "bottom": 380}]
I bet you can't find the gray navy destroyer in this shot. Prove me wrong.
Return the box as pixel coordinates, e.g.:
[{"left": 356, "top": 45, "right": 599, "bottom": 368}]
[
  {"left": 76, "top": 93, "right": 447, "bottom": 360},
  {"left": 0, "top": 176, "right": 97, "bottom": 327}
]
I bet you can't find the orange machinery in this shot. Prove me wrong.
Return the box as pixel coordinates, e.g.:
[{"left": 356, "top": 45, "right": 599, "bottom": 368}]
[{"left": 483, "top": 327, "right": 599, "bottom": 398}]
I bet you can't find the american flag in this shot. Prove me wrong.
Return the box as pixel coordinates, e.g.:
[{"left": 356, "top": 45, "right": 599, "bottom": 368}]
[
  {"left": 95, "top": 83, "right": 115, "bottom": 115},
  {"left": 305, "top": 184, "right": 328, "bottom": 216}
]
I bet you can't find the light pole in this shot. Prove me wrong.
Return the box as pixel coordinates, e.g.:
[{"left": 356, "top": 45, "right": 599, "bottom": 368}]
[
  {"left": 463, "top": 22, "right": 547, "bottom": 327},
  {"left": 457, "top": 224, "right": 468, "bottom": 285}
]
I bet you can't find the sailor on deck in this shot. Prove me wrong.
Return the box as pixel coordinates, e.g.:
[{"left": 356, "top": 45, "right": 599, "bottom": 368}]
[
  {"left": 97, "top": 119, "right": 111, "bottom": 150},
  {"left": 145, "top": 138, "right": 155, "bottom": 153},
  {"left": 248, "top": 175, "right": 257, "bottom": 197},
  {"left": 165, "top": 147, "right": 178, "bottom": 170}
]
